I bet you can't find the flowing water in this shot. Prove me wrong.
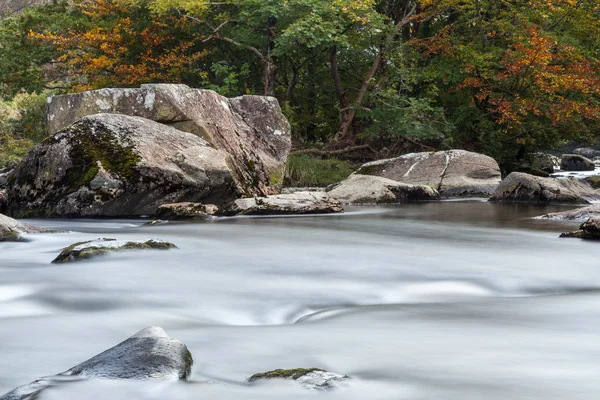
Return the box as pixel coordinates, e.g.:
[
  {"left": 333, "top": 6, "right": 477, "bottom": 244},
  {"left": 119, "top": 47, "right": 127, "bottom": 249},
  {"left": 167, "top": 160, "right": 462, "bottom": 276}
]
[{"left": 1, "top": 201, "right": 599, "bottom": 399}]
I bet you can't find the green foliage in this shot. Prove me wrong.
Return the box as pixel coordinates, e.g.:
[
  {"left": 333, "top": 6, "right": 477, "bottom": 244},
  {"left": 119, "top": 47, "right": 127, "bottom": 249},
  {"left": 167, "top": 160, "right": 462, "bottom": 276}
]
[{"left": 285, "top": 154, "right": 355, "bottom": 186}]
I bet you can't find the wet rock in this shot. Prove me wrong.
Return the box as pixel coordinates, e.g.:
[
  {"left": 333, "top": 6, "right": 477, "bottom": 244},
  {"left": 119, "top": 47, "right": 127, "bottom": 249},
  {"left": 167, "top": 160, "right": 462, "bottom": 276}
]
[
  {"left": 248, "top": 368, "right": 348, "bottom": 390},
  {"left": 0, "top": 326, "right": 193, "bottom": 400},
  {"left": 560, "top": 154, "right": 595, "bottom": 171},
  {"left": 46, "top": 84, "right": 291, "bottom": 196},
  {"left": 489, "top": 172, "right": 599, "bottom": 204},
  {"left": 326, "top": 174, "right": 439, "bottom": 204},
  {"left": 51, "top": 238, "right": 177, "bottom": 263},
  {"left": 536, "top": 204, "right": 600, "bottom": 220},
  {"left": 560, "top": 218, "right": 600, "bottom": 240},
  {"left": 222, "top": 192, "right": 343, "bottom": 216},
  {"left": 8, "top": 114, "right": 237, "bottom": 218},
  {"left": 0, "top": 213, "right": 51, "bottom": 242},
  {"left": 573, "top": 147, "right": 600, "bottom": 159},
  {"left": 156, "top": 202, "right": 219, "bottom": 220},
  {"left": 355, "top": 150, "right": 501, "bottom": 197}
]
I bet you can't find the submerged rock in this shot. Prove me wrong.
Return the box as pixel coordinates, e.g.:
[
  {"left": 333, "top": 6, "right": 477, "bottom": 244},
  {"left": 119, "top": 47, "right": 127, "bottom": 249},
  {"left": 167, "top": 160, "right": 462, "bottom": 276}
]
[
  {"left": 0, "top": 213, "right": 51, "bottom": 242},
  {"left": 489, "top": 172, "right": 599, "bottom": 204},
  {"left": 560, "top": 154, "right": 595, "bottom": 171},
  {"left": 536, "top": 204, "right": 600, "bottom": 220},
  {"left": 355, "top": 150, "right": 501, "bottom": 197},
  {"left": 8, "top": 114, "right": 237, "bottom": 218},
  {"left": 222, "top": 192, "right": 343, "bottom": 216},
  {"left": 51, "top": 238, "right": 177, "bottom": 263},
  {"left": 560, "top": 218, "right": 600, "bottom": 240},
  {"left": 156, "top": 202, "right": 219, "bottom": 220},
  {"left": 248, "top": 368, "right": 348, "bottom": 390},
  {"left": 326, "top": 174, "right": 439, "bottom": 204},
  {"left": 0, "top": 326, "right": 193, "bottom": 400},
  {"left": 46, "top": 84, "right": 291, "bottom": 197}
]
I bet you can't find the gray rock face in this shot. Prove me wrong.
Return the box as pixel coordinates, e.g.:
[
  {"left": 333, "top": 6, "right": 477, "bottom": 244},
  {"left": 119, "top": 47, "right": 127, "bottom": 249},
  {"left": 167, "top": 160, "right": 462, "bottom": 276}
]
[
  {"left": 0, "top": 326, "right": 193, "bottom": 400},
  {"left": 560, "top": 154, "right": 595, "bottom": 171},
  {"left": 51, "top": 238, "right": 177, "bottom": 263},
  {"left": 489, "top": 172, "right": 599, "bottom": 204},
  {"left": 248, "top": 368, "right": 348, "bottom": 391},
  {"left": 0, "top": 213, "right": 50, "bottom": 242},
  {"left": 326, "top": 174, "right": 439, "bottom": 204},
  {"left": 8, "top": 114, "right": 237, "bottom": 217},
  {"left": 573, "top": 148, "right": 600, "bottom": 159},
  {"left": 223, "top": 192, "right": 343, "bottom": 216},
  {"left": 46, "top": 84, "right": 291, "bottom": 196},
  {"left": 532, "top": 152, "right": 560, "bottom": 174},
  {"left": 535, "top": 204, "right": 600, "bottom": 220},
  {"left": 156, "top": 202, "right": 219, "bottom": 220},
  {"left": 355, "top": 150, "right": 501, "bottom": 197},
  {"left": 560, "top": 218, "right": 600, "bottom": 240}
]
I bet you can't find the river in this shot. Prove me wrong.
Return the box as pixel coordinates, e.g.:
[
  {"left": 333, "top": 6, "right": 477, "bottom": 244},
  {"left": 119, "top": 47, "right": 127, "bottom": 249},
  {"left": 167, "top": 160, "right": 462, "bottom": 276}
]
[{"left": 1, "top": 200, "right": 599, "bottom": 399}]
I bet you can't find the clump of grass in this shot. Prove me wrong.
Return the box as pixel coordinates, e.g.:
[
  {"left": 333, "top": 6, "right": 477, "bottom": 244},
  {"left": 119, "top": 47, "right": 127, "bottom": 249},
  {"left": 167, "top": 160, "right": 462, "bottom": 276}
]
[{"left": 284, "top": 155, "right": 355, "bottom": 187}]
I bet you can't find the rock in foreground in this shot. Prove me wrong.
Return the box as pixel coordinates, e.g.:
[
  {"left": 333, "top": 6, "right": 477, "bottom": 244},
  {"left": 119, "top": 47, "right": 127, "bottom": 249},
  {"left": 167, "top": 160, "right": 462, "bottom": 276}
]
[
  {"left": 156, "top": 202, "right": 219, "bottom": 220},
  {"left": 560, "top": 218, "right": 600, "bottom": 240},
  {"left": 0, "top": 213, "right": 51, "bottom": 242},
  {"left": 355, "top": 150, "right": 501, "bottom": 197},
  {"left": 560, "top": 154, "right": 595, "bottom": 171},
  {"left": 489, "top": 172, "right": 599, "bottom": 204},
  {"left": 0, "top": 326, "right": 193, "bottom": 400},
  {"left": 535, "top": 204, "right": 600, "bottom": 220},
  {"left": 46, "top": 84, "right": 291, "bottom": 196},
  {"left": 248, "top": 368, "right": 348, "bottom": 390},
  {"left": 326, "top": 174, "right": 439, "bottom": 204},
  {"left": 8, "top": 114, "right": 237, "bottom": 218},
  {"left": 223, "top": 192, "right": 343, "bottom": 216},
  {"left": 52, "top": 238, "right": 177, "bottom": 263}
]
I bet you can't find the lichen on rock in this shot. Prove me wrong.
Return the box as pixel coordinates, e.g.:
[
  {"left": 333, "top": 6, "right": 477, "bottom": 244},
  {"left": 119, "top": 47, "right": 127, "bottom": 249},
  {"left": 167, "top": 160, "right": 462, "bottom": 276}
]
[
  {"left": 51, "top": 238, "right": 177, "bottom": 263},
  {"left": 248, "top": 368, "right": 349, "bottom": 390}
]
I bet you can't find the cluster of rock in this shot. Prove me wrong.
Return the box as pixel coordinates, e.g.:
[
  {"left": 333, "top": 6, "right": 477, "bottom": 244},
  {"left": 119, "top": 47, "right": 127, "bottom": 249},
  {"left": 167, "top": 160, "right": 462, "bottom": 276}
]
[
  {"left": 1, "top": 327, "right": 348, "bottom": 399},
  {"left": 7, "top": 84, "right": 292, "bottom": 218}
]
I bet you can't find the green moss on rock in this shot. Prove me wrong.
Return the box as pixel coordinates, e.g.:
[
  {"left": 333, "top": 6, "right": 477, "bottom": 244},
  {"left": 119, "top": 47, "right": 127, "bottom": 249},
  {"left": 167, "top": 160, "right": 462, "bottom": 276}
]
[
  {"left": 248, "top": 368, "right": 325, "bottom": 382},
  {"left": 52, "top": 238, "right": 177, "bottom": 263}
]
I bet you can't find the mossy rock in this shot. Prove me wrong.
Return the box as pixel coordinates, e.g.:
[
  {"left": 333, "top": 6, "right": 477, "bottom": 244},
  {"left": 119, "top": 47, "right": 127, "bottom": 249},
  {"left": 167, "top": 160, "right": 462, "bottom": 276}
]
[
  {"left": 585, "top": 176, "right": 600, "bottom": 189},
  {"left": 248, "top": 368, "right": 349, "bottom": 390},
  {"left": 52, "top": 238, "right": 177, "bottom": 263}
]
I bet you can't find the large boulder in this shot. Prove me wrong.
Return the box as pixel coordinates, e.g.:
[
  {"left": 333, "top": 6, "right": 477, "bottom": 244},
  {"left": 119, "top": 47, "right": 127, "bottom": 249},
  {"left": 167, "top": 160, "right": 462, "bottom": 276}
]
[
  {"left": 560, "top": 218, "right": 600, "bottom": 240},
  {"left": 355, "top": 150, "right": 501, "bottom": 197},
  {"left": 0, "top": 327, "right": 193, "bottom": 400},
  {"left": 560, "top": 154, "right": 595, "bottom": 171},
  {"left": 573, "top": 147, "right": 600, "bottom": 159},
  {"left": 51, "top": 238, "right": 177, "bottom": 263},
  {"left": 489, "top": 172, "right": 599, "bottom": 204},
  {"left": 222, "top": 192, "right": 343, "bottom": 216},
  {"left": 46, "top": 84, "right": 291, "bottom": 196},
  {"left": 8, "top": 114, "right": 238, "bottom": 217},
  {"left": 535, "top": 204, "right": 600, "bottom": 220},
  {"left": 326, "top": 174, "right": 439, "bottom": 204},
  {"left": 0, "top": 213, "right": 50, "bottom": 242}
]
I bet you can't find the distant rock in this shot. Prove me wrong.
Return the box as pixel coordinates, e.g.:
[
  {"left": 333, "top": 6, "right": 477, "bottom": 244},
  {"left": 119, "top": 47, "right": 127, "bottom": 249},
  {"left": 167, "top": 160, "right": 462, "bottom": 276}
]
[
  {"left": 156, "top": 202, "right": 219, "bottom": 220},
  {"left": 326, "top": 174, "right": 439, "bottom": 204},
  {"left": 355, "top": 150, "right": 501, "bottom": 197},
  {"left": 51, "top": 238, "right": 177, "bottom": 263},
  {"left": 532, "top": 152, "right": 560, "bottom": 174},
  {"left": 222, "top": 192, "right": 343, "bottom": 216},
  {"left": 46, "top": 84, "right": 291, "bottom": 196},
  {"left": 535, "top": 204, "right": 600, "bottom": 220},
  {"left": 0, "top": 326, "right": 193, "bottom": 400},
  {"left": 0, "top": 190, "right": 7, "bottom": 214},
  {"left": 0, "top": 213, "right": 51, "bottom": 242},
  {"left": 560, "top": 218, "right": 600, "bottom": 240},
  {"left": 489, "top": 172, "right": 599, "bottom": 204},
  {"left": 560, "top": 154, "right": 595, "bottom": 171},
  {"left": 8, "top": 114, "right": 237, "bottom": 218},
  {"left": 248, "top": 368, "right": 349, "bottom": 390},
  {"left": 573, "top": 148, "right": 600, "bottom": 160}
]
